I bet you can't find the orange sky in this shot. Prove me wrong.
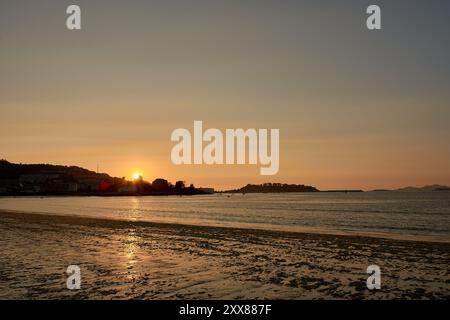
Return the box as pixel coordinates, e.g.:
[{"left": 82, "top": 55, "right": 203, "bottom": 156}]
[{"left": 1, "top": 1, "right": 449, "bottom": 190}]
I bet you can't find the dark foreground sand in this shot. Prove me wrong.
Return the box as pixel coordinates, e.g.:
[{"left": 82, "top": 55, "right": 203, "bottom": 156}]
[{"left": 0, "top": 210, "right": 449, "bottom": 299}]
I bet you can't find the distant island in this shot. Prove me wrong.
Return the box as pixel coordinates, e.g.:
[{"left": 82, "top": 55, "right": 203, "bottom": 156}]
[
  {"left": 394, "top": 184, "right": 450, "bottom": 192},
  {"left": 0, "top": 160, "right": 212, "bottom": 196},
  {"left": 222, "top": 183, "right": 365, "bottom": 193},
  {"left": 371, "top": 185, "right": 450, "bottom": 192},
  {"left": 222, "top": 183, "right": 450, "bottom": 194},
  {"left": 223, "top": 183, "right": 319, "bottom": 193}
]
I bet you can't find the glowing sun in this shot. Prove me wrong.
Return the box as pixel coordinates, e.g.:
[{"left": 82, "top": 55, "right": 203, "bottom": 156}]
[{"left": 132, "top": 172, "right": 142, "bottom": 181}]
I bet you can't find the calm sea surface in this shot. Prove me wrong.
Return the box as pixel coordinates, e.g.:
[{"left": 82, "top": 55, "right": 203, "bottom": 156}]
[{"left": 0, "top": 192, "right": 449, "bottom": 240}]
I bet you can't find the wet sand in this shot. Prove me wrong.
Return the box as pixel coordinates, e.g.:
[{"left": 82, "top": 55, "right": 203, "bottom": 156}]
[{"left": 0, "top": 210, "right": 449, "bottom": 299}]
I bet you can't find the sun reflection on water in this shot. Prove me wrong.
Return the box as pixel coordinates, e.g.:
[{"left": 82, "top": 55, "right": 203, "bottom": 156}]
[
  {"left": 124, "top": 198, "right": 143, "bottom": 279},
  {"left": 128, "top": 196, "right": 141, "bottom": 221},
  {"left": 124, "top": 230, "right": 140, "bottom": 280}
]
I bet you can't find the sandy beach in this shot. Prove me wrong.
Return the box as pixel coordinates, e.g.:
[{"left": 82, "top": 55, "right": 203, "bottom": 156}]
[{"left": 0, "top": 210, "right": 449, "bottom": 300}]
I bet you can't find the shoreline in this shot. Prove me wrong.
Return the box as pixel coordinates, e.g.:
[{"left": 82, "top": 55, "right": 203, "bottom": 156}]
[
  {"left": 0, "top": 209, "right": 448, "bottom": 244},
  {"left": 0, "top": 191, "right": 210, "bottom": 197},
  {"left": 1, "top": 209, "right": 449, "bottom": 299}
]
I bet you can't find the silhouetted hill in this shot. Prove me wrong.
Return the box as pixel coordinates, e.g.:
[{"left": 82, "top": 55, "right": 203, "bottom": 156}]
[
  {"left": 0, "top": 159, "right": 112, "bottom": 180},
  {"left": 395, "top": 184, "right": 450, "bottom": 192},
  {"left": 0, "top": 160, "right": 208, "bottom": 196}
]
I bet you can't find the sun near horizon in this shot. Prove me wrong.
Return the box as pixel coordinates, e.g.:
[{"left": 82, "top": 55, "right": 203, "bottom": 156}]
[{"left": 132, "top": 172, "right": 143, "bottom": 181}]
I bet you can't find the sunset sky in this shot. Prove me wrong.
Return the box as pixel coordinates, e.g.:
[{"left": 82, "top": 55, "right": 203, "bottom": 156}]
[{"left": 1, "top": 0, "right": 449, "bottom": 190}]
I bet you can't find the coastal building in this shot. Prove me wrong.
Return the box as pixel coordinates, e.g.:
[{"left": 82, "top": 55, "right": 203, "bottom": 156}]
[
  {"left": 118, "top": 185, "right": 137, "bottom": 193},
  {"left": 44, "top": 181, "right": 78, "bottom": 194},
  {"left": 77, "top": 176, "right": 102, "bottom": 192},
  {"left": 0, "top": 178, "right": 19, "bottom": 194},
  {"left": 19, "top": 174, "right": 60, "bottom": 184}
]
